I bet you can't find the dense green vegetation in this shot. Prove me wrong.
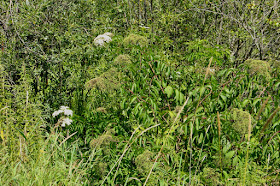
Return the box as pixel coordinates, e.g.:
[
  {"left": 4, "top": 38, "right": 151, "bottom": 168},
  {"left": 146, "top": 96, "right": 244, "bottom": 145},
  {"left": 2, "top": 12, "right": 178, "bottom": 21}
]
[{"left": 1, "top": 0, "right": 280, "bottom": 185}]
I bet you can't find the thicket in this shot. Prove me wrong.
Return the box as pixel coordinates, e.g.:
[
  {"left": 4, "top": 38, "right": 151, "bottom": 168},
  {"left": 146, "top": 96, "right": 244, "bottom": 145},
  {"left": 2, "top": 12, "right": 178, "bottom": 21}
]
[{"left": 0, "top": 0, "right": 280, "bottom": 185}]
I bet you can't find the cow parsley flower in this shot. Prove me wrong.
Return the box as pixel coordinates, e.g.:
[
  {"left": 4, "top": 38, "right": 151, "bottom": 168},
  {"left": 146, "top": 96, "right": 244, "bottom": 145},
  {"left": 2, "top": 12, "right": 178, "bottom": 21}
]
[
  {"left": 52, "top": 106, "right": 73, "bottom": 127},
  {"left": 60, "top": 106, "right": 69, "bottom": 110},
  {"left": 52, "top": 110, "right": 63, "bottom": 117},
  {"left": 94, "top": 33, "right": 113, "bottom": 46},
  {"left": 53, "top": 106, "right": 73, "bottom": 117},
  {"left": 63, "top": 109, "right": 73, "bottom": 116},
  {"left": 61, "top": 118, "right": 73, "bottom": 127}
]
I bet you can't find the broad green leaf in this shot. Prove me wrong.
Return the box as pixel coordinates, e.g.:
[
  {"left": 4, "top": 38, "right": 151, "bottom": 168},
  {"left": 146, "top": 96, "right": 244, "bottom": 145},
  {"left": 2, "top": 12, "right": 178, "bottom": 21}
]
[
  {"left": 165, "top": 86, "right": 173, "bottom": 98},
  {"left": 226, "top": 151, "right": 235, "bottom": 159},
  {"left": 233, "top": 155, "right": 239, "bottom": 166}
]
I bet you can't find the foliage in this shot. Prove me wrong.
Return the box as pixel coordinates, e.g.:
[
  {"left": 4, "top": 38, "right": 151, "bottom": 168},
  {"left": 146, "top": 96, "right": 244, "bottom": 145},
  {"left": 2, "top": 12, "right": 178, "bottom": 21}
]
[{"left": 1, "top": 0, "right": 280, "bottom": 185}]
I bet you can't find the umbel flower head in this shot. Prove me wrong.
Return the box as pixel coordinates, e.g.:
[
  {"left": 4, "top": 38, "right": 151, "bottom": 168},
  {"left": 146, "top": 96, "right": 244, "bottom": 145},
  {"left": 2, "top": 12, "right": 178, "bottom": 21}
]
[
  {"left": 85, "top": 67, "right": 121, "bottom": 92},
  {"left": 94, "top": 32, "right": 113, "bottom": 46},
  {"left": 123, "top": 34, "right": 148, "bottom": 47},
  {"left": 114, "top": 54, "right": 131, "bottom": 66},
  {"left": 135, "top": 150, "right": 154, "bottom": 175},
  {"left": 52, "top": 106, "right": 73, "bottom": 127},
  {"left": 61, "top": 118, "right": 73, "bottom": 127},
  {"left": 230, "top": 108, "right": 251, "bottom": 135},
  {"left": 244, "top": 59, "right": 271, "bottom": 80},
  {"left": 52, "top": 106, "right": 73, "bottom": 117}
]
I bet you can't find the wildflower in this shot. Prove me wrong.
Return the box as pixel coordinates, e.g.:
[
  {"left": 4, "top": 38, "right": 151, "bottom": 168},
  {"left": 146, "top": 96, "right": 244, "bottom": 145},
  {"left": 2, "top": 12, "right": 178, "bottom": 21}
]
[
  {"left": 52, "top": 106, "right": 73, "bottom": 127},
  {"left": 52, "top": 110, "right": 63, "bottom": 117},
  {"left": 61, "top": 118, "right": 73, "bottom": 127},
  {"left": 96, "top": 107, "right": 107, "bottom": 113},
  {"left": 60, "top": 106, "right": 69, "bottom": 110},
  {"left": 103, "top": 32, "right": 114, "bottom": 37},
  {"left": 135, "top": 150, "right": 154, "bottom": 175},
  {"left": 53, "top": 106, "right": 73, "bottom": 117},
  {"left": 85, "top": 77, "right": 105, "bottom": 90},
  {"left": 94, "top": 33, "right": 113, "bottom": 46},
  {"left": 63, "top": 108, "right": 73, "bottom": 116},
  {"left": 85, "top": 68, "right": 121, "bottom": 92},
  {"left": 90, "top": 129, "right": 116, "bottom": 155},
  {"left": 231, "top": 108, "right": 251, "bottom": 135}
]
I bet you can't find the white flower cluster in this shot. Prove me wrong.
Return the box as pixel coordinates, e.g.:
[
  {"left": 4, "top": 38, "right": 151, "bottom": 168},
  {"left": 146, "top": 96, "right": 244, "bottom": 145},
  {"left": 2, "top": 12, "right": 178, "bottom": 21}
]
[
  {"left": 94, "top": 32, "right": 113, "bottom": 46},
  {"left": 52, "top": 106, "right": 73, "bottom": 127}
]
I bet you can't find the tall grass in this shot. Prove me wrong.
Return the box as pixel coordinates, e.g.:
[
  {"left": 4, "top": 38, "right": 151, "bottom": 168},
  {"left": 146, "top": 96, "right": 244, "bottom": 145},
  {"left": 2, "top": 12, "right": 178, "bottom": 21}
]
[{"left": 0, "top": 128, "right": 90, "bottom": 185}]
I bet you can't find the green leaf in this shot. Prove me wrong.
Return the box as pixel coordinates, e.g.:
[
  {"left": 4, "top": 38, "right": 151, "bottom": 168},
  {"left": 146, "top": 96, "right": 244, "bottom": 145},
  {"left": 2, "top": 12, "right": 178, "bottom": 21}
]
[
  {"left": 242, "top": 99, "right": 251, "bottom": 107},
  {"left": 233, "top": 156, "right": 239, "bottom": 166},
  {"left": 130, "top": 96, "right": 138, "bottom": 105},
  {"left": 16, "top": 128, "right": 27, "bottom": 141},
  {"left": 200, "top": 86, "right": 205, "bottom": 97},
  {"left": 225, "top": 151, "right": 235, "bottom": 159},
  {"left": 165, "top": 86, "right": 173, "bottom": 98},
  {"left": 220, "top": 94, "right": 227, "bottom": 102}
]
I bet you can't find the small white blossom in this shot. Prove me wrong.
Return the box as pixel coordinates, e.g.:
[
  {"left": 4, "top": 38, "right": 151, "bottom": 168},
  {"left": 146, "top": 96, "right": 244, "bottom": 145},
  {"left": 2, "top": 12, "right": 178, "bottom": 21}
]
[
  {"left": 94, "top": 39, "right": 105, "bottom": 46},
  {"left": 176, "top": 71, "right": 181, "bottom": 75},
  {"left": 61, "top": 118, "right": 73, "bottom": 127},
  {"left": 52, "top": 106, "right": 73, "bottom": 127},
  {"left": 94, "top": 33, "right": 112, "bottom": 46},
  {"left": 63, "top": 109, "right": 73, "bottom": 116},
  {"left": 52, "top": 110, "right": 63, "bottom": 117}
]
